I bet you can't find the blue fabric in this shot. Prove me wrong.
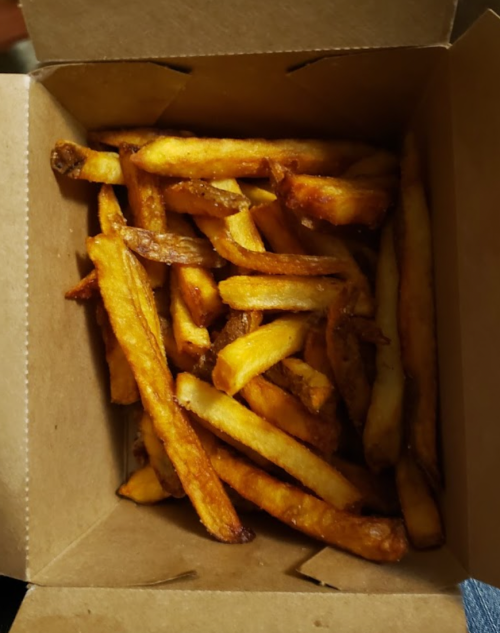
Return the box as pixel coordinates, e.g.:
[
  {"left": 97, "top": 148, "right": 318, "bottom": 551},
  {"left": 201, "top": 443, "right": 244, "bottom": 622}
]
[{"left": 462, "top": 580, "right": 500, "bottom": 633}]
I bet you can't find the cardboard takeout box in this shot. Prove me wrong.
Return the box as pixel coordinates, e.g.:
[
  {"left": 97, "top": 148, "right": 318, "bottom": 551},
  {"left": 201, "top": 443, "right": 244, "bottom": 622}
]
[{"left": 1, "top": 0, "right": 499, "bottom": 630}]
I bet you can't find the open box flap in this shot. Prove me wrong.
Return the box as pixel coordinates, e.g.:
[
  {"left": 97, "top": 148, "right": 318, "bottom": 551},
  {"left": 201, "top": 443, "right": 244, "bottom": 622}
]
[
  {"left": 21, "top": 0, "right": 457, "bottom": 64},
  {"left": 0, "top": 74, "right": 30, "bottom": 581},
  {"left": 448, "top": 9, "right": 500, "bottom": 589},
  {"left": 11, "top": 585, "right": 467, "bottom": 633}
]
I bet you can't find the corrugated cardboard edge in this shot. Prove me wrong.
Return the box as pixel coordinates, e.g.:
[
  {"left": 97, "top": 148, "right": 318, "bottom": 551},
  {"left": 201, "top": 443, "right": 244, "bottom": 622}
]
[{"left": 0, "top": 74, "right": 31, "bottom": 581}]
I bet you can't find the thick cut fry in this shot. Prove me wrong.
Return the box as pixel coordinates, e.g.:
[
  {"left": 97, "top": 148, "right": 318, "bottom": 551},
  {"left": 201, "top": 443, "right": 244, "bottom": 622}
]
[
  {"left": 159, "top": 317, "right": 196, "bottom": 373},
  {"left": 295, "top": 222, "right": 373, "bottom": 316},
  {"left": 50, "top": 141, "right": 124, "bottom": 184},
  {"left": 119, "top": 226, "right": 225, "bottom": 268},
  {"left": 196, "top": 216, "right": 352, "bottom": 276},
  {"left": 88, "top": 234, "right": 252, "bottom": 544},
  {"left": 213, "top": 314, "right": 310, "bottom": 396},
  {"left": 238, "top": 182, "right": 277, "bottom": 205},
  {"left": 396, "top": 451, "right": 443, "bottom": 549},
  {"left": 118, "top": 464, "right": 170, "bottom": 505},
  {"left": 131, "top": 136, "right": 376, "bottom": 178},
  {"left": 274, "top": 170, "right": 393, "bottom": 229},
  {"left": 98, "top": 184, "right": 126, "bottom": 234},
  {"left": 198, "top": 430, "right": 407, "bottom": 562},
  {"left": 218, "top": 275, "right": 344, "bottom": 312},
  {"left": 119, "top": 144, "right": 167, "bottom": 288},
  {"left": 170, "top": 267, "right": 211, "bottom": 358},
  {"left": 304, "top": 322, "right": 334, "bottom": 381},
  {"left": 140, "top": 411, "right": 184, "bottom": 498},
  {"left": 251, "top": 201, "right": 307, "bottom": 254},
  {"left": 193, "top": 310, "right": 263, "bottom": 381},
  {"left": 163, "top": 180, "right": 250, "bottom": 218},
  {"left": 364, "top": 220, "right": 404, "bottom": 472},
  {"left": 65, "top": 269, "right": 98, "bottom": 300},
  {"left": 275, "top": 357, "right": 334, "bottom": 414},
  {"left": 343, "top": 150, "right": 399, "bottom": 178},
  {"left": 241, "top": 375, "right": 339, "bottom": 455},
  {"left": 95, "top": 303, "right": 139, "bottom": 405},
  {"left": 176, "top": 374, "right": 361, "bottom": 510},
  {"left": 89, "top": 127, "right": 193, "bottom": 148},
  {"left": 326, "top": 290, "right": 371, "bottom": 431},
  {"left": 398, "top": 133, "right": 439, "bottom": 486}
]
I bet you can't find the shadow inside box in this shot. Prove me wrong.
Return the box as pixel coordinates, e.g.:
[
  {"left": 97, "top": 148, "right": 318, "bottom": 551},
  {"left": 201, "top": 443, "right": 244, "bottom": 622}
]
[{"left": 0, "top": 576, "right": 26, "bottom": 633}]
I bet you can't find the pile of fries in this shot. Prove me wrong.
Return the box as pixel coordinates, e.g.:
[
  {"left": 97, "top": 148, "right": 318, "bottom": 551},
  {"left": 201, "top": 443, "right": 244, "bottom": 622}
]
[{"left": 52, "top": 129, "right": 444, "bottom": 563}]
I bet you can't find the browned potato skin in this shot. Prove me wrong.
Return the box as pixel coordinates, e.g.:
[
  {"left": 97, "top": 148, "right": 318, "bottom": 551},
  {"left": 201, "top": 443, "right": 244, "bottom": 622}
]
[
  {"left": 163, "top": 180, "right": 250, "bottom": 218},
  {"left": 118, "top": 464, "right": 170, "bottom": 505},
  {"left": 65, "top": 269, "right": 99, "bottom": 300},
  {"left": 304, "top": 322, "right": 334, "bottom": 381},
  {"left": 198, "top": 428, "right": 408, "bottom": 562},
  {"left": 251, "top": 201, "right": 307, "bottom": 254},
  {"left": 274, "top": 171, "right": 394, "bottom": 229},
  {"left": 350, "top": 316, "right": 390, "bottom": 345},
  {"left": 50, "top": 141, "right": 124, "bottom": 184},
  {"left": 275, "top": 357, "right": 334, "bottom": 414}
]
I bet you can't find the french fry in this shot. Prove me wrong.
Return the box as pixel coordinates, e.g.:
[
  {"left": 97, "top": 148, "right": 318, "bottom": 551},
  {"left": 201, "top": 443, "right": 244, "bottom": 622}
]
[
  {"left": 50, "top": 141, "right": 124, "bottom": 184},
  {"left": 198, "top": 429, "right": 407, "bottom": 562},
  {"left": 218, "top": 275, "right": 344, "bottom": 312},
  {"left": 241, "top": 375, "right": 339, "bottom": 455},
  {"left": 364, "top": 220, "right": 404, "bottom": 472},
  {"left": 140, "top": 411, "right": 185, "bottom": 498},
  {"left": 270, "top": 357, "right": 334, "bottom": 414},
  {"left": 273, "top": 168, "right": 394, "bottom": 229},
  {"left": 396, "top": 451, "right": 443, "bottom": 549},
  {"left": 119, "top": 144, "right": 167, "bottom": 288},
  {"left": 326, "top": 290, "right": 371, "bottom": 431},
  {"left": 65, "top": 269, "right": 99, "bottom": 300},
  {"left": 167, "top": 209, "right": 225, "bottom": 328},
  {"left": 343, "top": 150, "right": 399, "bottom": 178},
  {"left": 163, "top": 179, "right": 250, "bottom": 218},
  {"left": 119, "top": 226, "right": 225, "bottom": 268},
  {"left": 132, "top": 136, "right": 377, "bottom": 179},
  {"left": 176, "top": 373, "right": 361, "bottom": 510},
  {"left": 238, "top": 182, "right": 277, "bottom": 205},
  {"left": 98, "top": 183, "right": 126, "bottom": 234},
  {"left": 193, "top": 310, "right": 263, "bottom": 381},
  {"left": 118, "top": 464, "right": 170, "bottom": 505},
  {"left": 170, "top": 268, "right": 211, "bottom": 358},
  {"left": 95, "top": 302, "right": 139, "bottom": 405},
  {"left": 159, "top": 316, "right": 196, "bottom": 373},
  {"left": 398, "top": 133, "right": 439, "bottom": 486},
  {"left": 213, "top": 314, "right": 310, "bottom": 395},
  {"left": 88, "top": 233, "right": 252, "bottom": 543},
  {"left": 196, "top": 216, "right": 353, "bottom": 276},
  {"left": 350, "top": 316, "right": 390, "bottom": 345},
  {"left": 251, "top": 201, "right": 307, "bottom": 254},
  {"left": 89, "top": 127, "right": 193, "bottom": 148},
  {"left": 303, "top": 322, "right": 334, "bottom": 381}
]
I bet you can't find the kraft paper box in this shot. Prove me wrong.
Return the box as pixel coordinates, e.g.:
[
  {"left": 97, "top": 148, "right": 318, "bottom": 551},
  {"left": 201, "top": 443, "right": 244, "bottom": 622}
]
[{"left": 0, "top": 1, "right": 498, "bottom": 630}]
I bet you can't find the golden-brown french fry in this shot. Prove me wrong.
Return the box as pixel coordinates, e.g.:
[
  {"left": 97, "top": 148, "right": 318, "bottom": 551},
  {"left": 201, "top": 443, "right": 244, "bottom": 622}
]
[
  {"left": 241, "top": 375, "right": 339, "bottom": 455},
  {"left": 89, "top": 127, "right": 193, "bottom": 148},
  {"left": 140, "top": 411, "right": 184, "bottom": 498},
  {"left": 159, "top": 316, "right": 196, "bottom": 373},
  {"left": 88, "top": 233, "right": 252, "bottom": 544},
  {"left": 218, "top": 275, "right": 344, "bottom": 312},
  {"left": 303, "top": 322, "right": 334, "bottom": 381},
  {"left": 364, "top": 220, "right": 404, "bottom": 472},
  {"left": 163, "top": 180, "right": 250, "bottom": 218},
  {"left": 131, "top": 136, "right": 376, "bottom": 178},
  {"left": 398, "top": 133, "right": 439, "bottom": 486},
  {"left": 275, "top": 357, "right": 334, "bottom": 414},
  {"left": 196, "top": 216, "right": 353, "bottom": 276},
  {"left": 326, "top": 290, "right": 371, "bottom": 432},
  {"left": 198, "top": 429, "right": 407, "bottom": 562},
  {"left": 251, "top": 201, "right": 307, "bottom": 254},
  {"left": 213, "top": 314, "right": 310, "bottom": 396},
  {"left": 176, "top": 373, "right": 361, "bottom": 510},
  {"left": 119, "top": 144, "right": 167, "bottom": 288},
  {"left": 238, "top": 182, "right": 277, "bottom": 205},
  {"left": 329, "top": 455, "right": 400, "bottom": 516},
  {"left": 95, "top": 302, "right": 139, "bottom": 405},
  {"left": 396, "top": 451, "right": 443, "bottom": 549},
  {"left": 51, "top": 141, "right": 124, "bottom": 184},
  {"left": 118, "top": 464, "right": 170, "bottom": 505},
  {"left": 193, "top": 310, "right": 263, "bottom": 381},
  {"left": 65, "top": 269, "right": 99, "bottom": 300},
  {"left": 273, "top": 169, "right": 393, "bottom": 229},
  {"left": 98, "top": 183, "right": 126, "bottom": 234},
  {"left": 170, "top": 267, "right": 211, "bottom": 358},
  {"left": 119, "top": 226, "right": 225, "bottom": 268},
  {"left": 343, "top": 150, "right": 399, "bottom": 178}
]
